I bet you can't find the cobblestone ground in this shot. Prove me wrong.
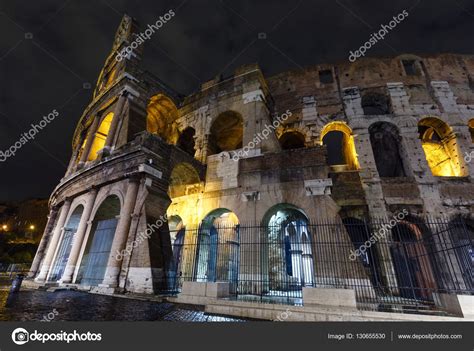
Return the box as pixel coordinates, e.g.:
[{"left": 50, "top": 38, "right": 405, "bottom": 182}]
[{"left": 0, "top": 286, "right": 248, "bottom": 322}]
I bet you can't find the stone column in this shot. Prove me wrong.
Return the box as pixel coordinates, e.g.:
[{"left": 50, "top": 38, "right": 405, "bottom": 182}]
[
  {"left": 35, "top": 199, "right": 72, "bottom": 282},
  {"left": 100, "top": 177, "right": 140, "bottom": 287},
  {"left": 78, "top": 116, "right": 100, "bottom": 165},
  {"left": 103, "top": 92, "right": 128, "bottom": 154},
  {"left": 60, "top": 188, "right": 99, "bottom": 284},
  {"left": 28, "top": 206, "right": 59, "bottom": 278}
]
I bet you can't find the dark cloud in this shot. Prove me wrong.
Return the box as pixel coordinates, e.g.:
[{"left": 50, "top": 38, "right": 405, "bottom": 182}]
[{"left": 0, "top": 0, "right": 473, "bottom": 201}]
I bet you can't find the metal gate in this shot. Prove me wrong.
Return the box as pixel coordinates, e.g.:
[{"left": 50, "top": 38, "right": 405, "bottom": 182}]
[{"left": 78, "top": 218, "right": 118, "bottom": 286}]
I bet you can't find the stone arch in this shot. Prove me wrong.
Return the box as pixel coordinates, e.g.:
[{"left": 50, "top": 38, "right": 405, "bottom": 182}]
[
  {"left": 390, "top": 218, "right": 438, "bottom": 300},
  {"left": 469, "top": 119, "right": 474, "bottom": 143},
  {"left": 208, "top": 111, "right": 243, "bottom": 155},
  {"left": 168, "top": 162, "right": 201, "bottom": 199},
  {"left": 321, "top": 121, "right": 360, "bottom": 170},
  {"left": 369, "top": 122, "right": 407, "bottom": 177},
  {"left": 195, "top": 208, "right": 240, "bottom": 285},
  {"left": 91, "top": 189, "right": 124, "bottom": 220},
  {"left": 166, "top": 214, "right": 186, "bottom": 291},
  {"left": 146, "top": 94, "right": 180, "bottom": 144},
  {"left": 279, "top": 130, "right": 305, "bottom": 150},
  {"left": 87, "top": 112, "right": 114, "bottom": 161},
  {"left": 262, "top": 203, "right": 314, "bottom": 289},
  {"left": 48, "top": 204, "right": 85, "bottom": 281},
  {"left": 418, "top": 117, "right": 467, "bottom": 177},
  {"left": 361, "top": 92, "right": 391, "bottom": 115},
  {"left": 176, "top": 127, "right": 196, "bottom": 156},
  {"left": 76, "top": 195, "right": 121, "bottom": 286}
]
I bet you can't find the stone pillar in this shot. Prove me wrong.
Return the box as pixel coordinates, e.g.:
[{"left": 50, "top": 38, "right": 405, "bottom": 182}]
[
  {"left": 28, "top": 206, "right": 59, "bottom": 278},
  {"left": 78, "top": 116, "right": 100, "bottom": 165},
  {"left": 60, "top": 188, "right": 99, "bottom": 284},
  {"left": 103, "top": 92, "right": 128, "bottom": 154},
  {"left": 35, "top": 199, "right": 72, "bottom": 282},
  {"left": 100, "top": 177, "right": 140, "bottom": 287}
]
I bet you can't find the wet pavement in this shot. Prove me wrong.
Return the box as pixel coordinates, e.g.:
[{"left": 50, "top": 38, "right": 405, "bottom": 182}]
[{"left": 0, "top": 284, "right": 248, "bottom": 322}]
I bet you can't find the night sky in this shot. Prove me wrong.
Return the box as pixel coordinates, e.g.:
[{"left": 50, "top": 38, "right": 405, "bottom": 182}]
[{"left": 0, "top": 0, "right": 473, "bottom": 202}]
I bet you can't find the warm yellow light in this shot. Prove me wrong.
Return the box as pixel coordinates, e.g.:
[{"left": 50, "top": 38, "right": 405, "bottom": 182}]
[
  {"left": 320, "top": 121, "right": 360, "bottom": 170},
  {"left": 2, "top": 225, "right": 7, "bottom": 231},
  {"left": 88, "top": 112, "right": 114, "bottom": 161},
  {"left": 421, "top": 142, "right": 458, "bottom": 177},
  {"left": 29, "top": 225, "right": 35, "bottom": 230}
]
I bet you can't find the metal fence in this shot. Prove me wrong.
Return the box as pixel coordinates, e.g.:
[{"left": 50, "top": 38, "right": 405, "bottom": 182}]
[{"left": 159, "top": 217, "right": 473, "bottom": 314}]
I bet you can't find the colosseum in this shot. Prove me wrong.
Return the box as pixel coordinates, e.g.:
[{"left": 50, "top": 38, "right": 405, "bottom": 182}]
[{"left": 27, "top": 15, "right": 473, "bottom": 318}]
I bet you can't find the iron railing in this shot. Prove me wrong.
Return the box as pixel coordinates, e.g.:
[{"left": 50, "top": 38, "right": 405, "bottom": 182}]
[{"left": 158, "top": 217, "right": 473, "bottom": 314}]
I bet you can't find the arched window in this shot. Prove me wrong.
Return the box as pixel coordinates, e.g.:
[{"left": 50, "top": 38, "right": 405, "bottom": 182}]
[
  {"left": 167, "top": 215, "right": 186, "bottom": 292},
  {"left": 418, "top": 117, "right": 466, "bottom": 177},
  {"left": 369, "top": 122, "right": 406, "bottom": 177},
  {"left": 195, "top": 209, "right": 239, "bottom": 288},
  {"left": 208, "top": 111, "right": 243, "bottom": 155},
  {"left": 76, "top": 195, "right": 121, "bottom": 286},
  {"left": 48, "top": 205, "right": 84, "bottom": 281},
  {"left": 279, "top": 131, "right": 305, "bottom": 150},
  {"left": 177, "top": 127, "right": 196, "bottom": 156},
  {"left": 88, "top": 112, "right": 114, "bottom": 161},
  {"left": 262, "top": 203, "right": 314, "bottom": 290},
  {"left": 361, "top": 92, "right": 391, "bottom": 115},
  {"left": 390, "top": 220, "right": 437, "bottom": 300},
  {"left": 321, "top": 122, "right": 360, "bottom": 171},
  {"left": 168, "top": 163, "right": 201, "bottom": 198},
  {"left": 147, "top": 94, "right": 179, "bottom": 144}
]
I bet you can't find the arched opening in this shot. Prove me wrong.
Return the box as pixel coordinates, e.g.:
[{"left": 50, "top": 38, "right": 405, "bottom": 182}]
[
  {"left": 88, "top": 112, "right": 114, "bottom": 161},
  {"left": 195, "top": 209, "right": 239, "bottom": 290},
  {"left": 469, "top": 119, "right": 474, "bottom": 143},
  {"left": 321, "top": 122, "right": 360, "bottom": 171},
  {"left": 208, "top": 111, "right": 243, "bottom": 155},
  {"left": 342, "top": 218, "right": 383, "bottom": 290},
  {"left": 447, "top": 217, "right": 473, "bottom": 291},
  {"left": 262, "top": 204, "right": 314, "bottom": 292},
  {"left": 390, "top": 220, "right": 437, "bottom": 300},
  {"left": 177, "top": 127, "right": 196, "bottom": 156},
  {"left": 167, "top": 215, "right": 186, "bottom": 291},
  {"left": 146, "top": 94, "right": 179, "bottom": 144},
  {"left": 279, "top": 131, "right": 305, "bottom": 150},
  {"left": 418, "top": 117, "right": 466, "bottom": 177},
  {"left": 76, "top": 195, "right": 121, "bottom": 286},
  {"left": 361, "top": 92, "right": 391, "bottom": 115},
  {"left": 369, "top": 122, "right": 407, "bottom": 177},
  {"left": 168, "top": 163, "right": 201, "bottom": 199},
  {"left": 48, "top": 205, "right": 84, "bottom": 281}
]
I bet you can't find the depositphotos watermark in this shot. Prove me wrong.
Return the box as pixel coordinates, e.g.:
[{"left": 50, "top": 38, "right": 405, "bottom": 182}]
[
  {"left": 232, "top": 110, "right": 292, "bottom": 161},
  {"left": 0, "top": 109, "right": 59, "bottom": 162},
  {"left": 464, "top": 150, "right": 474, "bottom": 163},
  {"left": 115, "top": 214, "right": 168, "bottom": 261},
  {"left": 116, "top": 10, "right": 175, "bottom": 62},
  {"left": 349, "top": 209, "right": 408, "bottom": 261},
  {"left": 348, "top": 10, "right": 409, "bottom": 63},
  {"left": 274, "top": 308, "right": 293, "bottom": 322},
  {"left": 11, "top": 328, "right": 102, "bottom": 345},
  {"left": 40, "top": 308, "right": 59, "bottom": 322}
]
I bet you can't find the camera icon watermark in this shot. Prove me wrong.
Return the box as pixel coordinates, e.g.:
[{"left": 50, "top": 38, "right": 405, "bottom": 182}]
[{"left": 12, "top": 328, "right": 29, "bottom": 345}]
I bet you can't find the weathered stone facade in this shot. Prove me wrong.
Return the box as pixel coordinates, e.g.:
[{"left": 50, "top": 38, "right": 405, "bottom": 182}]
[{"left": 29, "top": 15, "right": 474, "bottom": 297}]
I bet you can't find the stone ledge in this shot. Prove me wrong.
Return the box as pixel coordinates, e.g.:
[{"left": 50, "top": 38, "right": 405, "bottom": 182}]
[
  {"left": 433, "top": 293, "right": 474, "bottom": 318},
  {"left": 303, "top": 287, "right": 357, "bottom": 309}
]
